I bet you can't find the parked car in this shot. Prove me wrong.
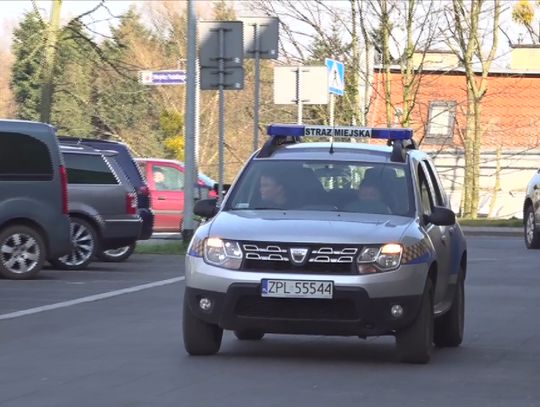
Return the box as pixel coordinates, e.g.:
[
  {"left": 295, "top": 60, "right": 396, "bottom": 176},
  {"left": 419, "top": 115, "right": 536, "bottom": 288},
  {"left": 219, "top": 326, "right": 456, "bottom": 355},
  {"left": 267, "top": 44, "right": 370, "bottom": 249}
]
[
  {"left": 49, "top": 144, "right": 142, "bottom": 270},
  {"left": 0, "top": 120, "right": 71, "bottom": 279},
  {"left": 59, "top": 137, "right": 153, "bottom": 262},
  {"left": 524, "top": 169, "right": 540, "bottom": 248},
  {"left": 135, "top": 158, "right": 216, "bottom": 232}
]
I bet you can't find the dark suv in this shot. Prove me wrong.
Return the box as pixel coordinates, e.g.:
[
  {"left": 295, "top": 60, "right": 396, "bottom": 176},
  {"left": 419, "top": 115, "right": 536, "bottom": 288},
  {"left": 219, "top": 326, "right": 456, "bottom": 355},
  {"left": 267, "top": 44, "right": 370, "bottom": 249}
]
[
  {"left": 50, "top": 144, "right": 142, "bottom": 270},
  {"left": 59, "top": 137, "right": 153, "bottom": 261},
  {"left": 0, "top": 120, "right": 71, "bottom": 279}
]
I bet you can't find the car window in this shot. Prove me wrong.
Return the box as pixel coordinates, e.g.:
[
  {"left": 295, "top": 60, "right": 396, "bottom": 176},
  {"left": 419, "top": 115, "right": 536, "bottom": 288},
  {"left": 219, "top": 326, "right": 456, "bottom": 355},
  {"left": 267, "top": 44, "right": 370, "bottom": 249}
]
[
  {"left": 0, "top": 132, "right": 53, "bottom": 181},
  {"left": 417, "top": 163, "right": 435, "bottom": 216},
  {"left": 424, "top": 160, "right": 445, "bottom": 207},
  {"left": 63, "top": 153, "right": 118, "bottom": 184},
  {"left": 152, "top": 165, "right": 184, "bottom": 191},
  {"left": 226, "top": 160, "right": 414, "bottom": 216}
]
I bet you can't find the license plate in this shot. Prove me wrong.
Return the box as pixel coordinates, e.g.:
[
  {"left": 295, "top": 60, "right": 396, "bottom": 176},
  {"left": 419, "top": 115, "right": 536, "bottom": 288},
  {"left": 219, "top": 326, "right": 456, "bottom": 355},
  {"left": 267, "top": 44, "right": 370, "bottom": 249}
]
[{"left": 261, "top": 279, "right": 333, "bottom": 299}]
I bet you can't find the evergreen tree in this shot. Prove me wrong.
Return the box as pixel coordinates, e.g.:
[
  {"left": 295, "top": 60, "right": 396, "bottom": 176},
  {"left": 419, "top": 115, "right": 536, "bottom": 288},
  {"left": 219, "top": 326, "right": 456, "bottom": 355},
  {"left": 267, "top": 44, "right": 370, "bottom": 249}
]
[{"left": 10, "top": 11, "right": 45, "bottom": 121}]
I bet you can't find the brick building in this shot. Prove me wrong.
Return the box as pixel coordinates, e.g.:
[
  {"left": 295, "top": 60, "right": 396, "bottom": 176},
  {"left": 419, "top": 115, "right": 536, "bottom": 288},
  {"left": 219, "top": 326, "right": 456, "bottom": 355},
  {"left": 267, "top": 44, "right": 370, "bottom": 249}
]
[{"left": 365, "top": 49, "right": 540, "bottom": 218}]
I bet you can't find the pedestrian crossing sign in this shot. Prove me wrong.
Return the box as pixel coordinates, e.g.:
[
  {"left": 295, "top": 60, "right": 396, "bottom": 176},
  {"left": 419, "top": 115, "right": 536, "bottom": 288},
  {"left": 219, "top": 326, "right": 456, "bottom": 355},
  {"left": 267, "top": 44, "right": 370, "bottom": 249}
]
[{"left": 325, "top": 58, "right": 345, "bottom": 96}]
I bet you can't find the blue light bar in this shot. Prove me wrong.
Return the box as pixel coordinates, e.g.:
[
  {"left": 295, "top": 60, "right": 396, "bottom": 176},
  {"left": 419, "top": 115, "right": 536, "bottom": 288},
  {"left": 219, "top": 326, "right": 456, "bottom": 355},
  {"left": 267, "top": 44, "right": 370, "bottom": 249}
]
[{"left": 266, "top": 124, "right": 412, "bottom": 140}]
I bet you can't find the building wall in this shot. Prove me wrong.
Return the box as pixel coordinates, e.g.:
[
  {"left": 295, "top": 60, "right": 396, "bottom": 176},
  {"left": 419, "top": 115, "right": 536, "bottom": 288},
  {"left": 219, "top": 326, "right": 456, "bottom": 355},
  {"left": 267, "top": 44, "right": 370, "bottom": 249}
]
[
  {"left": 368, "top": 70, "right": 540, "bottom": 149},
  {"left": 430, "top": 151, "right": 539, "bottom": 219},
  {"left": 367, "top": 69, "right": 540, "bottom": 217}
]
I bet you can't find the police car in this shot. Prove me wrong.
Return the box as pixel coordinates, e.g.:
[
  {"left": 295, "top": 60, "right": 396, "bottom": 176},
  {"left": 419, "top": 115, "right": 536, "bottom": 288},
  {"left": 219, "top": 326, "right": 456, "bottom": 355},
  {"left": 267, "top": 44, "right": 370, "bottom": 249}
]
[{"left": 183, "top": 124, "right": 467, "bottom": 364}]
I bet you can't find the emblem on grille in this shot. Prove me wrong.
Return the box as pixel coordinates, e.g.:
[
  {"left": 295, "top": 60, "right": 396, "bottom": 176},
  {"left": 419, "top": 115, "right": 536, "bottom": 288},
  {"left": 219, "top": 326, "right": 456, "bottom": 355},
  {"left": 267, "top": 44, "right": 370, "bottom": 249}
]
[{"left": 289, "top": 248, "right": 309, "bottom": 265}]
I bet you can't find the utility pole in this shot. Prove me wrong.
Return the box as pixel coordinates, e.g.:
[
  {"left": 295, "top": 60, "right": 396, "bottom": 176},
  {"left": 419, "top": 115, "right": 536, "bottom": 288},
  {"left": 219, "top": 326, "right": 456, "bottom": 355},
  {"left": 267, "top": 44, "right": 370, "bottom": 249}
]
[
  {"left": 183, "top": 0, "right": 196, "bottom": 242},
  {"left": 40, "top": 0, "right": 62, "bottom": 123}
]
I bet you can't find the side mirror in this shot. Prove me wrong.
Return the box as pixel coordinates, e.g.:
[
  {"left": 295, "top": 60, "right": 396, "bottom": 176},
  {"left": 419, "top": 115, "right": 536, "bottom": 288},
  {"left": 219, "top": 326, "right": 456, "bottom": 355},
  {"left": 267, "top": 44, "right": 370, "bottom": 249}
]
[
  {"left": 213, "top": 183, "right": 231, "bottom": 196},
  {"left": 194, "top": 198, "right": 218, "bottom": 218},
  {"left": 424, "top": 206, "right": 456, "bottom": 226}
]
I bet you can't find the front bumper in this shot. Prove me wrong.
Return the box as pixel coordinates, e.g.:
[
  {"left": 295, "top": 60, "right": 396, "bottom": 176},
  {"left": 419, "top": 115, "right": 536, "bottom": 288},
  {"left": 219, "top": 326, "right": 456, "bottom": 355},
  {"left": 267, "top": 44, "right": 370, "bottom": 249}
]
[
  {"left": 185, "top": 255, "right": 430, "bottom": 336},
  {"left": 185, "top": 285, "right": 423, "bottom": 336}
]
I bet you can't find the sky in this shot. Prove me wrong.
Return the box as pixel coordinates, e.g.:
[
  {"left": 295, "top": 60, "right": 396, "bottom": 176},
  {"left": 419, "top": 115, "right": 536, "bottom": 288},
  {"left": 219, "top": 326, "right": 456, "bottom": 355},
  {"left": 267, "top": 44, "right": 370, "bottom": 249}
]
[
  {"left": 0, "top": 0, "right": 532, "bottom": 68},
  {"left": 0, "top": 0, "right": 143, "bottom": 50}
]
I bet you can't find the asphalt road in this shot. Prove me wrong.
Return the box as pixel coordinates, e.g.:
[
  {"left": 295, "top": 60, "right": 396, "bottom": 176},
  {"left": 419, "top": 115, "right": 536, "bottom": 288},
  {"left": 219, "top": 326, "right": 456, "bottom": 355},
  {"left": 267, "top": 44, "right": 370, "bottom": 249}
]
[{"left": 0, "top": 237, "right": 539, "bottom": 407}]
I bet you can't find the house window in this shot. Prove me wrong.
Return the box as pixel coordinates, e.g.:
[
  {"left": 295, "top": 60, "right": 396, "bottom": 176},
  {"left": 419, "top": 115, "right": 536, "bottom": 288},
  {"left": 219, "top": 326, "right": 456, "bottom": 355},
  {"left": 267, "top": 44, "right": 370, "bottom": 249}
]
[{"left": 426, "top": 101, "right": 456, "bottom": 141}]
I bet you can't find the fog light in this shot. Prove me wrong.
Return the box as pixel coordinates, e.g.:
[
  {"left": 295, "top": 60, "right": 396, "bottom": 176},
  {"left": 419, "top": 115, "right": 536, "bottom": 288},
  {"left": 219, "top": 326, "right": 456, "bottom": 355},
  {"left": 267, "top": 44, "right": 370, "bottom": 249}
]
[
  {"left": 199, "top": 297, "right": 213, "bottom": 311},
  {"left": 391, "top": 305, "right": 404, "bottom": 319}
]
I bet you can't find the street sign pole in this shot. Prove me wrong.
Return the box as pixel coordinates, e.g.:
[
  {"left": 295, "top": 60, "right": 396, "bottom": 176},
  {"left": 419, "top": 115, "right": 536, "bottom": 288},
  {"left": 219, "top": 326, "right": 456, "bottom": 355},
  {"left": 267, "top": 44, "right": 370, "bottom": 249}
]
[
  {"left": 296, "top": 67, "right": 303, "bottom": 124},
  {"left": 329, "top": 93, "right": 335, "bottom": 126},
  {"left": 182, "top": 0, "right": 196, "bottom": 242},
  {"left": 253, "top": 24, "right": 261, "bottom": 151},
  {"left": 242, "top": 17, "right": 279, "bottom": 151},
  {"left": 218, "top": 27, "right": 226, "bottom": 200}
]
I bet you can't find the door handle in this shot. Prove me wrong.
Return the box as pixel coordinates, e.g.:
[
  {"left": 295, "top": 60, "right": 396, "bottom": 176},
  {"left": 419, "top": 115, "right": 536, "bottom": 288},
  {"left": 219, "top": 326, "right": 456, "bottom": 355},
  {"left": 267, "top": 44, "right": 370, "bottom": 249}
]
[{"left": 157, "top": 196, "right": 166, "bottom": 201}]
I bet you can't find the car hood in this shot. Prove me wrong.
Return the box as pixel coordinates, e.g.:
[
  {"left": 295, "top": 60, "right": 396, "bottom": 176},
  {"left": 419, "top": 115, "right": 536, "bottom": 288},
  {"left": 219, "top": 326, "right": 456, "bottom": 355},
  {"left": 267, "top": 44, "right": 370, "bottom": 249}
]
[{"left": 207, "top": 210, "right": 415, "bottom": 244}]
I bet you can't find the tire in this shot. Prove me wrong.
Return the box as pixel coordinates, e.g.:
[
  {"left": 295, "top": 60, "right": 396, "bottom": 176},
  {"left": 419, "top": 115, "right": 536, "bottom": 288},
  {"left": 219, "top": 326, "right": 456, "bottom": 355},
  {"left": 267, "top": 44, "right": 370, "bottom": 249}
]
[
  {"left": 183, "top": 297, "right": 223, "bottom": 355},
  {"left": 234, "top": 330, "right": 265, "bottom": 341},
  {"left": 50, "top": 218, "right": 97, "bottom": 270},
  {"left": 524, "top": 204, "right": 540, "bottom": 249},
  {"left": 0, "top": 225, "right": 45, "bottom": 280},
  {"left": 396, "top": 279, "right": 434, "bottom": 364},
  {"left": 434, "top": 272, "right": 465, "bottom": 347},
  {"left": 96, "top": 243, "right": 136, "bottom": 263}
]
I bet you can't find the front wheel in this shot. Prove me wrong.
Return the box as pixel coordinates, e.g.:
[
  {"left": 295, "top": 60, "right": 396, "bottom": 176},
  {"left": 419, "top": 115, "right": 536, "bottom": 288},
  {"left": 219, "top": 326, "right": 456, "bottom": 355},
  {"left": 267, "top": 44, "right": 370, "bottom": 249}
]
[
  {"left": 96, "top": 243, "right": 136, "bottom": 263},
  {"left": 524, "top": 205, "right": 540, "bottom": 249},
  {"left": 0, "top": 225, "right": 45, "bottom": 280},
  {"left": 396, "top": 279, "right": 434, "bottom": 364},
  {"left": 183, "top": 298, "right": 223, "bottom": 355},
  {"left": 50, "top": 218, "right": 97, "bottom": 270},
  {"left": 434, "top": 272, "right": 465, "bottom": 347}
]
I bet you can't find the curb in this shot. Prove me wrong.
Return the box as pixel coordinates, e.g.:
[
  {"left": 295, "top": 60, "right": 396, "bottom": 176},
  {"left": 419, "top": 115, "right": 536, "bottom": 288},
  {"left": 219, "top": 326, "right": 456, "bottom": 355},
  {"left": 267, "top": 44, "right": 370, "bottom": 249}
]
[{"left": 461, "top": 226, "right": 522, "bottom": 237}]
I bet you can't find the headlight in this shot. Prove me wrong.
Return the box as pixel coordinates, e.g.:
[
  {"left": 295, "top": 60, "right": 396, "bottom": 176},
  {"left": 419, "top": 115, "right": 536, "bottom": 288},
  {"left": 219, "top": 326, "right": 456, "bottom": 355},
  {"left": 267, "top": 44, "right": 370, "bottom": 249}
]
[
  {"left": 203, "top": 237, "right": 243, "bottom": 269},
  {"left": 357, "top": 243, "right": 402, "bottom": 274}
]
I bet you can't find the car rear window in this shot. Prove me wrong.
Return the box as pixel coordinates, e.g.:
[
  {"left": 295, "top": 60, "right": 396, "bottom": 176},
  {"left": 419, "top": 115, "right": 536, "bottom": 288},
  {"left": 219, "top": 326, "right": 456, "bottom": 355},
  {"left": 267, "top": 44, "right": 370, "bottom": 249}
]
[
  {"left": 63, "top": 153, "right": 118, "bottom": 185},
  {"left": 0, "top": 132, "right": 53, "bottom": 181}
]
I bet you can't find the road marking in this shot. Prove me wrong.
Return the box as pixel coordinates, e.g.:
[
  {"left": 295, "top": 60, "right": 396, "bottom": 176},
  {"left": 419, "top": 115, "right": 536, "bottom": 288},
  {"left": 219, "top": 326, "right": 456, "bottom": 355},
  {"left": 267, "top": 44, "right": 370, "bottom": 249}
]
[{"left": 0, "top": 276, "right": 185, "bottom": 321}]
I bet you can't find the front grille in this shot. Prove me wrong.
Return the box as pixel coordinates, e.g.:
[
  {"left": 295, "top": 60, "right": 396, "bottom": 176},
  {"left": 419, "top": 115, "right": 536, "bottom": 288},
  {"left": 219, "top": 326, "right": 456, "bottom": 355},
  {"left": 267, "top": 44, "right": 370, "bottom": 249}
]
[
  {"left": 240, "top": 241, "right": 360, "bottom": 274},
  {"left": 234, "top": 296, "right": 359, "bottom": 320}
]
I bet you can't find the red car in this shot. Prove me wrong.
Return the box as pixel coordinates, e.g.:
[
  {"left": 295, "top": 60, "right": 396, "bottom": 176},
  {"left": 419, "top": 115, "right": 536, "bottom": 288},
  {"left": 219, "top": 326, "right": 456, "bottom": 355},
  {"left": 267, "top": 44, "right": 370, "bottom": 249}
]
[{"left": 135, "top": 158, "right": 217, "bottom": 232}]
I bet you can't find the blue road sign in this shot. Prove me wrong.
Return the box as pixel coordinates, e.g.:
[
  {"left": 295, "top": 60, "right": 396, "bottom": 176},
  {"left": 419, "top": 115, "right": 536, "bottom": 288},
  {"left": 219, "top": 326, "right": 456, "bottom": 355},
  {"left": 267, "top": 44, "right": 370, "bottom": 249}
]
[
  {"left": 139, "top": 70, "right": 186, "bottom": 85},
  {"left": 325, "top": 58, "right": 345, "bottom": 96}
]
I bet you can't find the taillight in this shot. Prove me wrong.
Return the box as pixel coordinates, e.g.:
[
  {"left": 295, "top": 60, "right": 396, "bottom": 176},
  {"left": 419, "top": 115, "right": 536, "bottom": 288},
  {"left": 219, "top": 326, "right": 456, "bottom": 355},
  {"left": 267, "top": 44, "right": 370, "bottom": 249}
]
[
  {"left": 138, "top": 185, "right": 150, "bottom": 196},
  {"left": 126, "top": 192, "right": 137, "bottom": 215},
  {"left": 60, "top": 165, "right": 69, "bottom": 214}
]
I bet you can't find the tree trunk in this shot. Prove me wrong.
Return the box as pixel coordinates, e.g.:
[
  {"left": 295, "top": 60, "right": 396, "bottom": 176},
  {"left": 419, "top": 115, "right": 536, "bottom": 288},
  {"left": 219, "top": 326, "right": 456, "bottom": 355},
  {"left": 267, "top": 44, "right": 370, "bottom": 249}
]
[
  {"left": 462, "top": 95, "right": 475, "bottom": 218},
  {"left": 40, "top": 0, "right": 62, "bottom": 123},
  {"left": 381, "top": 0, "right": 393, "bottom": 127},
  {"left": 471, "top": 98, "right": 482, "bottom": 218}
]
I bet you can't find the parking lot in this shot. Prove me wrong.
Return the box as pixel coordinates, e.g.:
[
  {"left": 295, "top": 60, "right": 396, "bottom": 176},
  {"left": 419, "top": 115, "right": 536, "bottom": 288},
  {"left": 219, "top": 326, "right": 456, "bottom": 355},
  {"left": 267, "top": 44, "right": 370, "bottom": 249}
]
[{"left": 0, "top": 235, "right": 539, "bottom": 407}]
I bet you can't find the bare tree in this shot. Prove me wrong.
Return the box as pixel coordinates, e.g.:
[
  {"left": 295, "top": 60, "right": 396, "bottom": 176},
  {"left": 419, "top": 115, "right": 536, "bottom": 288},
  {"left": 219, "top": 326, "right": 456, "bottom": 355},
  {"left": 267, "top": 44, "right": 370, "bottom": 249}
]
[{"left": 444, "top": 0, "right": 501, "bottom": 218}]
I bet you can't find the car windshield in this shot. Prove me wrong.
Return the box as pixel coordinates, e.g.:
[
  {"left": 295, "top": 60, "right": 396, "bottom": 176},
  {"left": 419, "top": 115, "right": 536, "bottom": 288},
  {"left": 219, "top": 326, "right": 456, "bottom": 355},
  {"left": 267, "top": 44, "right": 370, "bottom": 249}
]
[{"left": 226, "top": 160, "right": 414, "bottom": 216}]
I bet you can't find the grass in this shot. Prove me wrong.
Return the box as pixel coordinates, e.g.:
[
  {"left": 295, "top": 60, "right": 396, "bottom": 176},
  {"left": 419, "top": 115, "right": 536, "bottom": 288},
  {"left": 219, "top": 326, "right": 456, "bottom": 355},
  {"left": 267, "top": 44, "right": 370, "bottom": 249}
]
[
  {"left": 134, "top": 241, "right": 187, "bottom": 255},
  {"left": 458, "top": 218, "right": 522, "bottom": 227}
]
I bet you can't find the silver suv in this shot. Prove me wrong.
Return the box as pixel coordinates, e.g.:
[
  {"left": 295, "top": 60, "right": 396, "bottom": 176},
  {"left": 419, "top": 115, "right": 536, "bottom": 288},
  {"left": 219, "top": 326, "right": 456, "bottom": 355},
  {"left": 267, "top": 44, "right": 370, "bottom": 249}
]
[{"left": 184, "top": 125, "right": 467, "bottom": 364}]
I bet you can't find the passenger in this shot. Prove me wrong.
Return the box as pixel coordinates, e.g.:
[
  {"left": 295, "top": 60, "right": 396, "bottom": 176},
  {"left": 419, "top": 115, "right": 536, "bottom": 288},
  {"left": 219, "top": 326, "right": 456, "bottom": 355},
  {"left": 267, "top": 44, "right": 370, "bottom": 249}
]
[{"left": 345, "top": 178, "right": 391, "bottom": 214}]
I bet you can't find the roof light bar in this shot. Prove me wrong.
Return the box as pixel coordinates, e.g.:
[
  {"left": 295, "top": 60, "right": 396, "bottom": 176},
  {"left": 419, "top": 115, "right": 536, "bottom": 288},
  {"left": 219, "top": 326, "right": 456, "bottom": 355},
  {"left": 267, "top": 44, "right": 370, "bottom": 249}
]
[{"left": 267, "top": 124, "right": 413, "bottom": 140}]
